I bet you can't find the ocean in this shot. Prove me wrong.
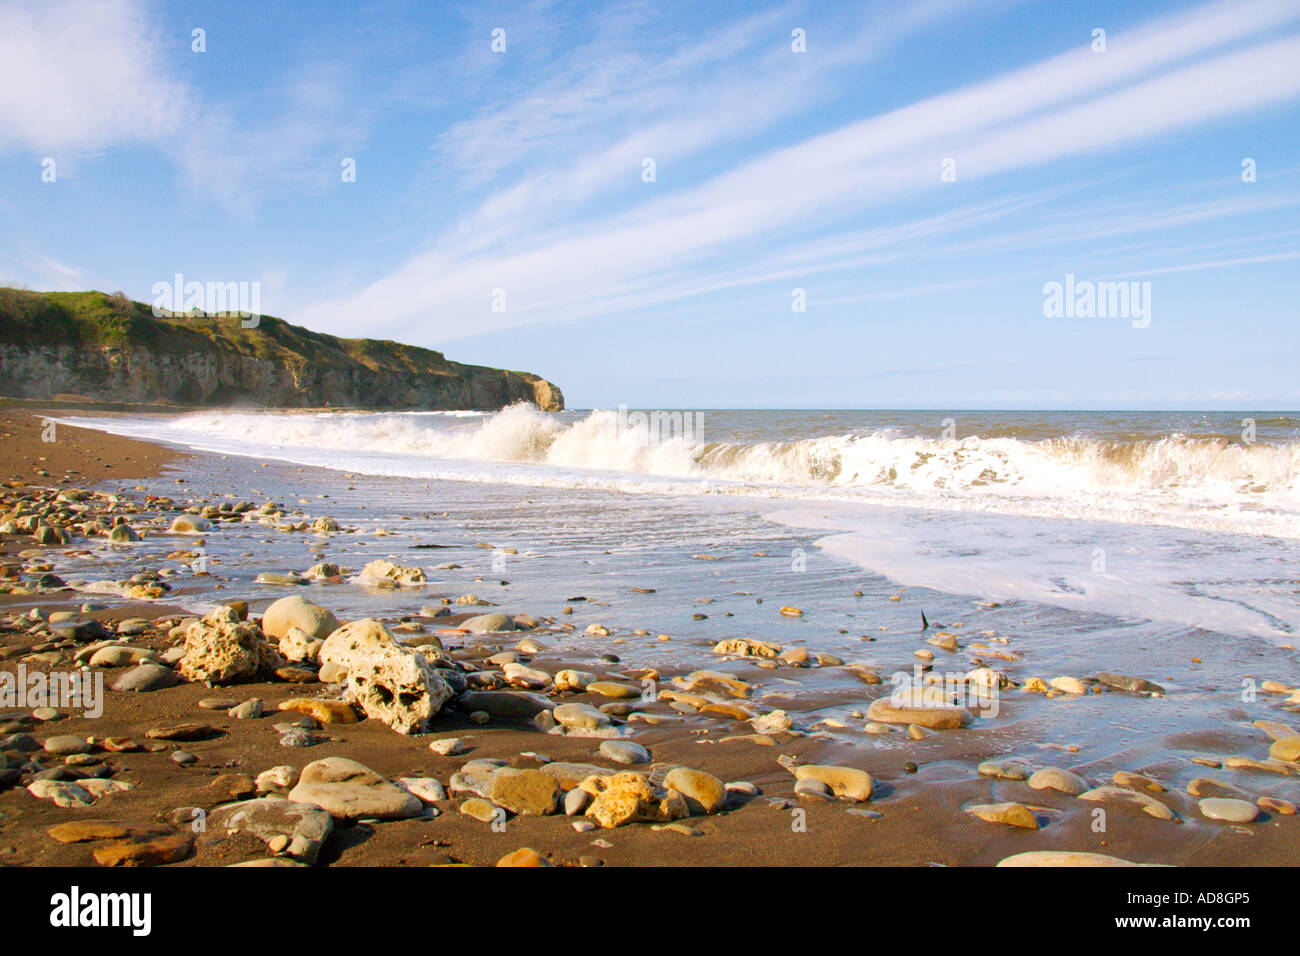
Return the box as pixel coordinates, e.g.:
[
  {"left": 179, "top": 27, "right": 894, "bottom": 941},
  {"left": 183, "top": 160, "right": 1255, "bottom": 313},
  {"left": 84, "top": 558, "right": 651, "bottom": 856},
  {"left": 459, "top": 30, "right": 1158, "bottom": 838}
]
[{"left": 62, "top": 405, "right": 1300, "bottom": 630}]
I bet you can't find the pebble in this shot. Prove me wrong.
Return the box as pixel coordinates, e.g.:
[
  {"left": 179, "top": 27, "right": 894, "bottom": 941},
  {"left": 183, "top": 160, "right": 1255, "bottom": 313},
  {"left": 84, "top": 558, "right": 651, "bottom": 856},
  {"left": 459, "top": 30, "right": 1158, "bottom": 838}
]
[
  {"left": 564, "top": 788, "right": 593, "bottom": 815},
  {"left": 1078, "top": 786, "right": 1177, "bottom": 821},
  {"left": 489, "top": 768, "right": 560, "bottom": 816},
  {"left": 794, "top": 778, "right": 834, "bottom": 800},
  {"left": 198, "top": 697, "right": 239, "bottom": 710},
  {"left": 1198, "top": 797, "right": 1259, "bottom": 823},
  {"left": 27, "top": 780, "right": 96, "bottom": 807},
  {"left": 866, "top": 694, "right": 970, "bottom": 730},
  {"left": 1113, "top": 770, "right": 1165, "bottom": 793},
  {"left": 429, "top": 737, "right": 464, "bottom": 756},
  {"left": 48, "top": 821, "right": 171, "bottom": 844},
  {"left": 497, "top": 847, "right": 552, "bottom": 867},
  {"left": 966, "top": 802, "right": 1038, "bottom": 829},
  {"left": 112, "top": 664, "right": 180, "bottom": 692},
  {"left": 789, "top": 764, "right": 873, "bottom": 802},
  {"left": 1268, "top": 736, "right": 1300, "bottom": 762},
  {"left": 997, "top": 851, "right": 1142, "bottom": 867},
  {"left": 396, "top": 777, "right": 446, "bottom": 804},
  {"left": 553, "top": 702, "right": 610, "bottom": 731},
  {"left": 1186, "top": 777, "right": 1244, "bottom": 799},
  {"left": 278, "top": 698, "right": 357, "bottom": 724},
  {"left": 978, "top": 759, "right": 1031, "bottom": 781},
  {"left": 653, "top": 822, "right": 702, "bottom": 836},
  {"left": 1027, "top": 767, "right": 1087, "bottom": 795},
  {"left": 146, "top": 722, "right": 215, "bottom": 741},
  {"left": 93, "top": 832, "right": 194, "bottom": 867},
  {"left": 1258, "top": 796, "right": 1296, "bottom": 815},
  {"left": 228, "top": 699, "right": 263, "bottom": 720},
  {"left": 663, "top": 767, "right": 727, "bottom": 813},
  {"left": 599, "top": 740, "right": 651, "bottom": 765},
  {"left": 1252, "top": 719, "right": 1297, "bottom": 740},
  {"left": 460, "top": 798, "right": 500, "bottom": 823},
  {"left": 42, "top": 735, "right": 90, "bottom": 756},
  {"left": 1094, "top": 672, "right": 1165, "bottom": 695},
  {"left": 279, "top": 729, "right": 322, "bottom": 748},
  {"left": 1048, "top": 676, "right": 1087, "bottom": 695},
  {"left": 256, "top": 766, "right": 300, "bottom": 792}
]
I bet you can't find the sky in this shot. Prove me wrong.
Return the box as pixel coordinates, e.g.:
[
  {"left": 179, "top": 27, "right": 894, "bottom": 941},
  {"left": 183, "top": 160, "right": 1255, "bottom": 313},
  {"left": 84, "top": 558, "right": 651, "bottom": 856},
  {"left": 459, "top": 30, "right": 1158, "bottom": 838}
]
[{"left": 0, "top": 0, "right": 1298, "bottom": 410}]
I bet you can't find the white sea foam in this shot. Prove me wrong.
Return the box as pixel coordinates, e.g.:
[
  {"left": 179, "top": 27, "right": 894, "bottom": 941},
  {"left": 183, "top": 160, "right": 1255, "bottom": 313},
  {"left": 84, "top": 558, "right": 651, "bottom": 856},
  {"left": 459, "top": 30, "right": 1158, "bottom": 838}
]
[{"left": 59, "top": 405, "right": 1300, "bottom": 538}]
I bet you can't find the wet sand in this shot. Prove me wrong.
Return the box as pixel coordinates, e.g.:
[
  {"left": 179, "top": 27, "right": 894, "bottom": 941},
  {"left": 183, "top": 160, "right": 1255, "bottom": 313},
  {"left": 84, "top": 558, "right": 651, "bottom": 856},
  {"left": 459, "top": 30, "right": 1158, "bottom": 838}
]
[
  {"left": 0, "top": 408, "right": 191, "bottom": 485},
  {"left": 1, "top": 409, "right": 1298, "bottom": 868}
]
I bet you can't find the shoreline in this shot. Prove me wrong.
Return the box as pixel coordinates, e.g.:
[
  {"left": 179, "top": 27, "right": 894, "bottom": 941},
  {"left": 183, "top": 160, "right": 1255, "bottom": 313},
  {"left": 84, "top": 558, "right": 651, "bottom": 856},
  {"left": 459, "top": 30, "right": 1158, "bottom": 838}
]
[{"left": 1, "top": 409, "right": 1298, "bottom": 867}]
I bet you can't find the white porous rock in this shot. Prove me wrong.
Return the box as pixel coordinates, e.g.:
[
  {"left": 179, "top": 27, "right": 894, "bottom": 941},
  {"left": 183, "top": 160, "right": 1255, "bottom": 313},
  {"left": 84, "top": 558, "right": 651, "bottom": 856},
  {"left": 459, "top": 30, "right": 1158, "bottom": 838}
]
[
  {"left": 177, "top": 606, "right": 269, "bottom": 685},
  {"left": 279, "top": 626, "right": 323, "bottom": 664},
  {"left": 319, "top": 619, "right": 453, "bottom": 734}
]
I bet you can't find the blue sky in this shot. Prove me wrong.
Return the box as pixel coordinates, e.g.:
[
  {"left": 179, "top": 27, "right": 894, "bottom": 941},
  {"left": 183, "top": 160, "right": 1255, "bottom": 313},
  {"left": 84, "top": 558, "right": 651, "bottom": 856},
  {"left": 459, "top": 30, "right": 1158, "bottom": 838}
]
[{"left": 1, "top": 0, "right": 1298, "bottom": 409}]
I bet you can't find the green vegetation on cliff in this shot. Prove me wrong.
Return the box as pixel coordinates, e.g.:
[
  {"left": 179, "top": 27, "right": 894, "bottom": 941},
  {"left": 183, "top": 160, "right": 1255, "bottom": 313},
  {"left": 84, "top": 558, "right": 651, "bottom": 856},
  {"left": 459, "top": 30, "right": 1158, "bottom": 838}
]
[{"left": 0, "top": 287, "right": 564, "bottom": 411}]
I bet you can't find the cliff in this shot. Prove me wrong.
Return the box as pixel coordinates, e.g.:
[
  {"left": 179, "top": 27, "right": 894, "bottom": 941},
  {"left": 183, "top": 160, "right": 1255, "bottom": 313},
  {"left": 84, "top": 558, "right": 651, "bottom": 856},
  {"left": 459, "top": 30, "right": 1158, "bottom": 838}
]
[{"left": 0, "top": 288, "right": 563, "bottom": 411}]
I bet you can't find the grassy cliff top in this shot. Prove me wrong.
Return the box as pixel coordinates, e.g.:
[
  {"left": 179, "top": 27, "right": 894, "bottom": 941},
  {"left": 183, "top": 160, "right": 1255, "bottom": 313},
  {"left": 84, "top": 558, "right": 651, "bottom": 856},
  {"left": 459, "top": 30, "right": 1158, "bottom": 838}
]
[{"left": 0, "top": 287, "right": 527, "bottom": 378}]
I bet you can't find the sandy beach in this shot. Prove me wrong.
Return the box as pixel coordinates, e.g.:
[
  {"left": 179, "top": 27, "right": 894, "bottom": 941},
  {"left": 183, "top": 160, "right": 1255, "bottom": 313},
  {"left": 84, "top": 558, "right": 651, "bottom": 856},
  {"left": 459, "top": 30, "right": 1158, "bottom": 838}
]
[{"left": 1, "top": 407, "right": 1298, "bottom": 869}]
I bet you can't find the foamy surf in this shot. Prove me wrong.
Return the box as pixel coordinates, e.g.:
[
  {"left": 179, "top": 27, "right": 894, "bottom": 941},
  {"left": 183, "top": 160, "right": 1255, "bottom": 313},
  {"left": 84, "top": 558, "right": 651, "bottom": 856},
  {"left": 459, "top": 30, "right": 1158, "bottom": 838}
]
[{"left": 58, "top": 406, "right": 1300, "bottom": 539}]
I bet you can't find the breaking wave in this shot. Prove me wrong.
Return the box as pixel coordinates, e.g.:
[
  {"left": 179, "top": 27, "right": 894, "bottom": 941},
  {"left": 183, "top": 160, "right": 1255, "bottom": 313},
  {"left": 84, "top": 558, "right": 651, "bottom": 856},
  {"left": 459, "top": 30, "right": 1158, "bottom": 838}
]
[{"left": 60, "top": 404, "right": 1300, "bottom": 537}]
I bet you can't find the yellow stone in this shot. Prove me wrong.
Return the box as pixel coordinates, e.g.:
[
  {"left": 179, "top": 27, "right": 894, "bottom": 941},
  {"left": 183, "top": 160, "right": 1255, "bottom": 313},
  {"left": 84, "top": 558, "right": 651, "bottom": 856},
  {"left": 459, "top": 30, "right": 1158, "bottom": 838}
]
[
  {"left": 967, "top": 802, "right": 1038, "bottom": 829},
  {"left": 278, "top": 698, "right": 359, "bottom": 724},
  {"left": 496, "top": 847, "right": 552, "bottom": 867}
]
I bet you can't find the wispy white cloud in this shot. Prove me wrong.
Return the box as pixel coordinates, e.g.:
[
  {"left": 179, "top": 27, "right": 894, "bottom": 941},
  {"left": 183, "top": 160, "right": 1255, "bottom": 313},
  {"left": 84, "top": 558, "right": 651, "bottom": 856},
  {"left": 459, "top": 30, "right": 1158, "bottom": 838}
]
[
  {"left": 301, "top": 0, "right": 1300, "bottom": 342},
  {"left": 1098, "top": 250, "right": 1300, "bottom": 278},
  {"left": 0, "top": 0, "right": 384, "bottom": 212},
  {"left": 0, "top": 250, "right": 86, "bottom": 290},
  {"left": 0, "top": 0, "right": 189, "bottom": 154}
]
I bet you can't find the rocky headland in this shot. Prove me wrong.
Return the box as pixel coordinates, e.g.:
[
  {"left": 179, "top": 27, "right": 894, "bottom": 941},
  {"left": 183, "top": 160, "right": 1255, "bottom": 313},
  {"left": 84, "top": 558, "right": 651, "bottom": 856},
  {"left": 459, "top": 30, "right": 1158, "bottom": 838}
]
[{"left": 0, "top": 288, "right": 563, "bottom": 412}]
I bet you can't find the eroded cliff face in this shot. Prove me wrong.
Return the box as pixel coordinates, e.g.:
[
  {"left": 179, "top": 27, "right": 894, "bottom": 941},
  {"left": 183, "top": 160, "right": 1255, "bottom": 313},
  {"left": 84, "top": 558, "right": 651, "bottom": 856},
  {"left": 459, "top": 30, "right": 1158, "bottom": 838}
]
[
  {"left": 0, "top": 289, "right": 563, "bottom": 411},
  {"left": 0, "top": 343, "right": 564, "bottom": 411}
]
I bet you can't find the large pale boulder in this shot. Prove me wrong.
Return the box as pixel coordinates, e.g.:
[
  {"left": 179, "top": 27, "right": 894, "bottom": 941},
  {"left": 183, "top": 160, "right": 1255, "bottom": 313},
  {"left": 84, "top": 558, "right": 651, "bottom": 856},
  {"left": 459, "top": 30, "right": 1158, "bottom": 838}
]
[
  {"left": 316, "top": 618, "right": 452, "bottom": 732},
  {"left": 346, "top": 642, "right": 453, "bottom": 734},
  {"left": 261, "top": 596, "right": 340, "bottom": 642},
  {"left": 287, "top": 757, "right": 422, "bottom": 821},
  {"left": 318, "top": 618, "right": 394, "bottom": 669},
  {"left": 178, "top": 606, "right": 272, "bottom": 685}
]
